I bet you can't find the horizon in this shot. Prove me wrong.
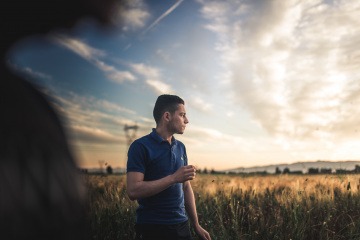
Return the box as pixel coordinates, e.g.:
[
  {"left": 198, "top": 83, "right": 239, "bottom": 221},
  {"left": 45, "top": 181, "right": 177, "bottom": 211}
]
[
  {"left": 9, "top": 0, "right": 360, "bottom": 171},
  {"left": 82, "top": 159, "right": 360, "bottom": 172}
]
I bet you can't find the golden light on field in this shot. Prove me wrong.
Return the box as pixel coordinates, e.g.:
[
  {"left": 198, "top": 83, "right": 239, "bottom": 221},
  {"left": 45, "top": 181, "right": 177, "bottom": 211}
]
[{"left": 87, "top": 173, "right": 360, "bottom": 239}]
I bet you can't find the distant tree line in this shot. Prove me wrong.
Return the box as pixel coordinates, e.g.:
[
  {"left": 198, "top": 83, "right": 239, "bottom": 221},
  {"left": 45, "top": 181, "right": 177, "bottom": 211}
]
[
  {"left": 78, "top": 165, "right": 113, "bottom": 175},
  {"left": 273, "top": 165, "right": 360, "bottom": 175},
  {"left": 80, "top": 165, "right": 360, "bottom": 176},
  {"left": 198, "top": 165, "right": 360, "bottom": 175}
]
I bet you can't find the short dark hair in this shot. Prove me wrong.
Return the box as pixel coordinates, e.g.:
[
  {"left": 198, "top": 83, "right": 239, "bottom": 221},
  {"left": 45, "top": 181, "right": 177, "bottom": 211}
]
[{"left": 153, "top": 94, "right": 185, "bottom": 124}]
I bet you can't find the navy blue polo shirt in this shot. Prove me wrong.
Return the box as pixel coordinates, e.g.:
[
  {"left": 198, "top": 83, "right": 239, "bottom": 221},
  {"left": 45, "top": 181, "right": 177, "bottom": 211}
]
[{"left": 127, "top": 128, "right": 188, "bottom": 224}]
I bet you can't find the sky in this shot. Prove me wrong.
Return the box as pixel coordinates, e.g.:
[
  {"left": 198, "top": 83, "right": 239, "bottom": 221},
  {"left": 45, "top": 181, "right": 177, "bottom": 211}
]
[{"left": 8, "top": 0, "right": 360, "bottom": 171}]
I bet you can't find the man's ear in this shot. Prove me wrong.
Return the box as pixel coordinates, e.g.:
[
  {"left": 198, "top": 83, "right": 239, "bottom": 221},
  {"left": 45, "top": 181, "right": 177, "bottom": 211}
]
[{"left": 163, "top": 112, "right": 171, "bottom": 122}]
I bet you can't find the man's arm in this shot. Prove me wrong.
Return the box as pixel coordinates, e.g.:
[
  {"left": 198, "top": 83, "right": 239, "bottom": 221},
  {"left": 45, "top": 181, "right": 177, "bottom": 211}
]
[
  {"left": 183, "top": 181, "right": 211, "bottom": 240},
  {"left": 127, "top": 165, "right": 196, "bottom": 201}
]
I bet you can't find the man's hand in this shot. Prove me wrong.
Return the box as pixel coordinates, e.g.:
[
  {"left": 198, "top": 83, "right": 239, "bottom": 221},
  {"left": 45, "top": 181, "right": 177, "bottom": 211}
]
[
  {"left": 172, "top": 165, "right": 196, "bottom": 183},
  {"left": 195, "top": 224, "right": 211, "bottom": 240}
]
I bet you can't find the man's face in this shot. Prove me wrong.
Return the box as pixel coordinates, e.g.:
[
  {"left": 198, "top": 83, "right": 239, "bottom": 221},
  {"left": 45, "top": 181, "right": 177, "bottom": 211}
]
[{"left": 168, "top": 104, "right": 189, "bottom": 134}]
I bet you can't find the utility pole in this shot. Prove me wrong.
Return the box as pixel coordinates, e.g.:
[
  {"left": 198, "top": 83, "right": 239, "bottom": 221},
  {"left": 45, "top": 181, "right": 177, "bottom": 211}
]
[
  {"left": 123, "top": 123, "right": 139, "bottom": 173},
  {"left": 98, "top": 160, "right": 105, "bottom": 174},
  {"left": 124, "top": 123, "right": 139, "bottom": 147}
]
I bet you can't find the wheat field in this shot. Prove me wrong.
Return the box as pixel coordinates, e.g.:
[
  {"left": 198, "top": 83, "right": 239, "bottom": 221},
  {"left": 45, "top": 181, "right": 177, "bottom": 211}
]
[{"left": 85, "top": 173, "right": 360, "bottom": 240}]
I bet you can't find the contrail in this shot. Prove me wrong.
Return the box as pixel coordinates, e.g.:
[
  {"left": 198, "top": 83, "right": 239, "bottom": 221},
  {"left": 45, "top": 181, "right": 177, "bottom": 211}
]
[{"left": 142, "top": 0, "right": 184, "bottom": 35}]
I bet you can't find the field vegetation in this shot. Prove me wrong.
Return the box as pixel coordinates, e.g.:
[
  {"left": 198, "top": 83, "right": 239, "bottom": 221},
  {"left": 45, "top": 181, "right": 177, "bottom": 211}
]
[{"left": 86, "top": 173, "right": 360, "bottom": 240}]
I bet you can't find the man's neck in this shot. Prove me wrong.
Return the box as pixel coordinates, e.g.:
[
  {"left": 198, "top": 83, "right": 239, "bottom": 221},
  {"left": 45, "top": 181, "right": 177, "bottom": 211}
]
[{"left": 155, "top": 127, "right": 173, "bottom": 144}]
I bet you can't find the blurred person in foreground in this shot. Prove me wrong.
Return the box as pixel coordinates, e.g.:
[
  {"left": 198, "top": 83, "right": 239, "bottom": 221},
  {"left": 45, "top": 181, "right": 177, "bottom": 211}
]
[
  {"left": 127, "top": 94, "right": 211, "bottom": 240},
  {"left": 0, "top": 0, "right": 124, "bottom": 239}
]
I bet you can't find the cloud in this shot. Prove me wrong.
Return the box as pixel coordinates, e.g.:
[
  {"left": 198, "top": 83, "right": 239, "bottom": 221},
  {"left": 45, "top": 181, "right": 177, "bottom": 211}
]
[
  {"left": 226, "top": 111, "right": 234, "bottom": 118},
  {"left": 22, "top": 67, "right": 53, "bottom": 80},
  {"left": 47, "top": 90, "right": 155, "bottom": 147},
  {"left": 139, "top": 116, "right": 154, "bottom": 123},
  {"left": 52, "top": 35, "right": 136, "bottom": 83},
  {"left": 54, "top": 91, "right": 136, "bottom": 115},
  {"left": 8, "top": 64, "right": 53, "bottom": 81},
  {"left": 156, "top": 49, "right": 172, "bottom": 63},
  {"left": 198, "top": 0, "right": 360, "bottom": 151},
  {"left": 51, "top": 35, "right": 175, "bottom": 94},
  {"left": 120, "top": 0, "right": 151, "bottom": 31},
  {"left": 130, "top": 63, "right": 161, "bottom": 79},
  {"left": 146, "top": 79, "right": 173, "bottom": 94},
  {"left": 178, "top": 124, "right": 250, "bottom": 149},
  {"left": 188, "top": 96, "right": 213, "bottom": 113},
  {"left": 70, "top": 125, "right": 124, "bottom": 145},
  {"left": 130, "top": 62, "right": 174, "bottom": 94},
  {"left": 53, "top": 35, "right": 105, "bottom": 60}
]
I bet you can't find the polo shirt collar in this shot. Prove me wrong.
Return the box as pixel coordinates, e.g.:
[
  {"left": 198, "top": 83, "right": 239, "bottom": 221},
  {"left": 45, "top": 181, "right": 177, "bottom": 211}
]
[{"left": 150, "top": 128, "right": 176, "bottom": 145}]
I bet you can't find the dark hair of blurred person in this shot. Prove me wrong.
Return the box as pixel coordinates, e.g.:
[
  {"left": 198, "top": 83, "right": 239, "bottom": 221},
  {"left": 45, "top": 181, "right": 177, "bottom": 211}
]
[{"left": 1, "top": 0, "right": 124, "bottom": 239}]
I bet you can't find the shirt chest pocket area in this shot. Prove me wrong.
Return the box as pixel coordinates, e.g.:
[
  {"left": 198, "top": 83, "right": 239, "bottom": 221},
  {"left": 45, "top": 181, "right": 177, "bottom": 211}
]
[
  {"left": 171, "top": 151, "right": 185, "bottom": 170},
  {"left": 148, "top": 148, "right": 185, "bottom": 176}
]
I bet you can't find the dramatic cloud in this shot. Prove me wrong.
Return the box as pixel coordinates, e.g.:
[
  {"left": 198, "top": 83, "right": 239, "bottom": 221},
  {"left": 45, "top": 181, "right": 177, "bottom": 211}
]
[
  {"left": 53, "top": 35, "right": 136, "bottom": 83},
  {"left": 199, "top": 0, "right": 360, "bottom": 152},
  {"left": 53, "top": 35, "right": 174, "bottom": 93}
]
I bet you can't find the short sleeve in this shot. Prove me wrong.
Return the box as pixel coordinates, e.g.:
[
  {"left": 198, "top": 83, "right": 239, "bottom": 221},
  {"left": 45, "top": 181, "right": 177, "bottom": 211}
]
[{"left": 126, "top": 141, "right": 147, "bottom": 173}]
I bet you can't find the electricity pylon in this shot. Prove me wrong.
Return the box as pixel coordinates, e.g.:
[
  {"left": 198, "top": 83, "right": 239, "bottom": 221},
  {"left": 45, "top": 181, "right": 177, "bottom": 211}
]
[
  {"left": 124, "top": 123, "right": 139, "bottom": 147},
  {"left": 123, "top": 123, "right": 139, "bottom": 173}
]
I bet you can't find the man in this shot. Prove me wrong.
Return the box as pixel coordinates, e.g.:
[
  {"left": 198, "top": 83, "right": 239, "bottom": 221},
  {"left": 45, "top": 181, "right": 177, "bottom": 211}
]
[{"left": 127, "top": 94, "right": 211, "bottom": 240}]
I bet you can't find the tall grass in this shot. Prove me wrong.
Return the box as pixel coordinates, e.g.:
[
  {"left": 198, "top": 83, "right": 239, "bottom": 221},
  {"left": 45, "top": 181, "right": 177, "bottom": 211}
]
[
  {"left": 86, "top": 174, "right": 360, "bottom": 240},
  {"left": 85, "top": 175, "right": 137, "bottom": 240}
]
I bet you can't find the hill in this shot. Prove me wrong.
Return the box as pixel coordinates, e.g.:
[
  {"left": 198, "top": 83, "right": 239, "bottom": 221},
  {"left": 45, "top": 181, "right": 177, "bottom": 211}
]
[{"left": 227, "top": 160, "right": 360, "bottom": 174}]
